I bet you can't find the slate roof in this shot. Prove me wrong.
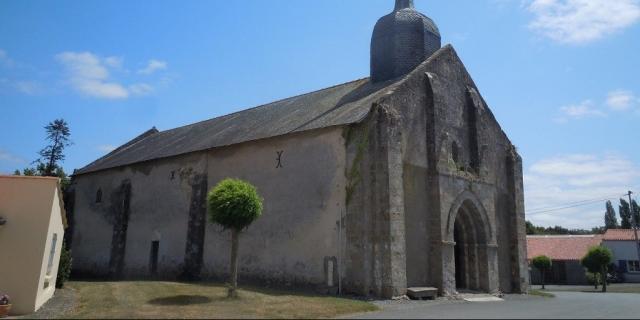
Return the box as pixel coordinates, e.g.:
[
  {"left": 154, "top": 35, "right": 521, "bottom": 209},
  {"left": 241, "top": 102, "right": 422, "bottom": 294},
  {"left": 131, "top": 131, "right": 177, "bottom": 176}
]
[
  {"left": 526, "top": 235, "right": 602, "bottom": 261},
  {"left": 75, "top": 76, "right": 402, "bottom": 176},
  {"left": 603, "top": 229, "right": 640, "bottom": 241},
  {"left": 75, "top": 45, "right": 463, "bottom": 176}
]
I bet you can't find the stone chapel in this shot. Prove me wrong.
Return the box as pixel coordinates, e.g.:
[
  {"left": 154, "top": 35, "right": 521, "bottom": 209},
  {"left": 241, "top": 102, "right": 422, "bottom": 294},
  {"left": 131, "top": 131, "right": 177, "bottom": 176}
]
[{"left": 69, "top": 0, "right": 529, "bottom": 297}]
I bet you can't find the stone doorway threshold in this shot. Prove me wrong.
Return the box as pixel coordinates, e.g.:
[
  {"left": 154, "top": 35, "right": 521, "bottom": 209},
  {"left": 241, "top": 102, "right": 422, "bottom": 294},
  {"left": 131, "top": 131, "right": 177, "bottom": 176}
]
[{"left": 454, "top": 291, "right": 504, "bottom": 302}]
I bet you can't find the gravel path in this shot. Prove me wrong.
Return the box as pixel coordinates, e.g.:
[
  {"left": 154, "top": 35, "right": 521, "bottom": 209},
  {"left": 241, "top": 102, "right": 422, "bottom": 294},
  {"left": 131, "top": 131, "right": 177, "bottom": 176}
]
[{"left": 15, "top": 287, "right": 77, "bottom": 319}]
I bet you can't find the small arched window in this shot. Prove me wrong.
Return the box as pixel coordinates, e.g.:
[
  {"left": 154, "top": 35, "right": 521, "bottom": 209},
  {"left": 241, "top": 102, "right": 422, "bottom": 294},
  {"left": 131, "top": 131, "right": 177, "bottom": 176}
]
[
  {"left": 96, "top": 188, "right": 103, "bottom": 204},
  {"left": 451, "top": 141, "right": 460, "bottom": 164}
]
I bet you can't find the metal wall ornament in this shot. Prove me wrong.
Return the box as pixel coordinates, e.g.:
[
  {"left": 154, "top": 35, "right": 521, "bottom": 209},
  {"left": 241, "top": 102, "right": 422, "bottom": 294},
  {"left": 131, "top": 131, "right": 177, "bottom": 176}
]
[{"left": 276, "top": 151, "right": 284, "bottom": 169}]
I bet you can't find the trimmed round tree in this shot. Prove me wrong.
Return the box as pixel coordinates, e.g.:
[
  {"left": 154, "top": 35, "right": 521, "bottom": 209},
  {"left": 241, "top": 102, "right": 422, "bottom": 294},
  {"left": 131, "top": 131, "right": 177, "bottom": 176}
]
[
  {"left": 581, "top": 246, "right": 613, "bottom": 293},
  {"left": 207, "top": 178, "right": 263, "bottom": 298},
  {"left": 532, "top": 255, "right": 552, "bottom": 290}
]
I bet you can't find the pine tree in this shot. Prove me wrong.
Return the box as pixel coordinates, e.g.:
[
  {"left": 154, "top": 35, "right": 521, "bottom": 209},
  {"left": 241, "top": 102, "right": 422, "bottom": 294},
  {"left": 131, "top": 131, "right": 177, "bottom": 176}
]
[
  {"left": 37, "top": 119, "right": 72, "bottom": 177},
  {"left": 605, "top": 200, "right": 619, "bottom": 229},
  {"left": 620, "top": 199, "right": 632, "bottom": 229}
]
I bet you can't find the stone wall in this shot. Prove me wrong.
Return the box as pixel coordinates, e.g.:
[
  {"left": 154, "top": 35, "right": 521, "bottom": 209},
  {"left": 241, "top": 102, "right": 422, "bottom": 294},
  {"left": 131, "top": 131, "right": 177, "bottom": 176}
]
[
  {"left": 419, "top": 46, "right": 529, "bottom": 295},
  {"left": 71, "top": 44, "right": 528, "bottom": 298},
  {"left": 370, "top": 45, "right": 529, "bottom": 295},
  {"left": 71, "top": 127, "right": 347, "bottom": 292}
]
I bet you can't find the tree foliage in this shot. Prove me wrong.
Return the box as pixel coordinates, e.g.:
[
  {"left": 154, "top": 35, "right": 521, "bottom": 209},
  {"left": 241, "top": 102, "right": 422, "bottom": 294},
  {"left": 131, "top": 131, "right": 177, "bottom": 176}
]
[
  {"left": 207, "top": 178, "right": 263, "bottom": 298},
  {"left": 620, "top": 199, "right": 632, "bottom": 229},
  {"left": 532, "top": 255, "right": 552, "bottom": 289},
  {"left": 581, "top": 246, "right": 613, "bottom": 292},
  {"left": 526, "top": 220, "right": 604, "bottom": 235},
  {"left": 56, "top": 242, "right": 73, "bottom": 288},
  {"left": 207, "top": 179, "right": 263, "bottom": 231},
  {"left": 604, "top": 200, "right": 619, "bottom": 229},
  {"left": 37, "top": 119, "right": 72, "bottom": 177},
  {"left": 14, "top": 119, "right": 72, "bottom": 191},
  {"left": 532, "top": 255, "right": 552, "bottom": 271},
  {"left": 632, "top": 200, "right": 640, "bottom": 228}
]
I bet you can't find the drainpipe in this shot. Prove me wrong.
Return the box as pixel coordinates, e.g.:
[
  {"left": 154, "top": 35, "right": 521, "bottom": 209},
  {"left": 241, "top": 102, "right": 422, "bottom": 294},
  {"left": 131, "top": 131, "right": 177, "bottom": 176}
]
[{"left": 338, "top": 209, "right": 343, "bottom": 295}]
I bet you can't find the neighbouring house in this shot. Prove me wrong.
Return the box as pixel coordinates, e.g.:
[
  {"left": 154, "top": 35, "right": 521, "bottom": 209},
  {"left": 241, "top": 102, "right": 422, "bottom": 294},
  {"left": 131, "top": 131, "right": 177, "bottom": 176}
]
[
  {"left": 0, "top": 175, "right": 67, "bottom": 315},
  {"left": 527, "top": 235, "right": 602, "bottom": 285},
  {"left": 68, "top": 0, "right": 529, "bottom": 297},
  {"left": 602, "top": 229, "right": 640, "bottom": 283}
]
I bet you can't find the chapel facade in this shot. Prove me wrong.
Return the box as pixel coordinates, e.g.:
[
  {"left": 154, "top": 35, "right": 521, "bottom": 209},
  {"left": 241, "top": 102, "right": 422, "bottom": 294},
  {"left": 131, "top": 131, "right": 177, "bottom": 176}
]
[{"left": 68, "top": 0, "right": 529, "bottom": 297}]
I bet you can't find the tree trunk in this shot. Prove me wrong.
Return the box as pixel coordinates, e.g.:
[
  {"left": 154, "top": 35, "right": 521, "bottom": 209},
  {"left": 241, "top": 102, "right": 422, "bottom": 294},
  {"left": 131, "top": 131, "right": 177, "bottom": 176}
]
[
  {"left": 228, "top": 228, "right": 239, "bottom": 298},
  {"left": 541, "top": 270, "right": 545, "bottom": 290},
  {"left": 601, "top": 267, "right": 607, "bottom": 293}
]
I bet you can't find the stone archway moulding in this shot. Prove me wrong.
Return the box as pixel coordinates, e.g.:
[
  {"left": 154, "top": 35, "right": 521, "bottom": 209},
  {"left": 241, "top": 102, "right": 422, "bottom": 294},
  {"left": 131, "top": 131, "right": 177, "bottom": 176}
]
[{"left": 445, "top": 190, "right": 494, "bottom": 244}]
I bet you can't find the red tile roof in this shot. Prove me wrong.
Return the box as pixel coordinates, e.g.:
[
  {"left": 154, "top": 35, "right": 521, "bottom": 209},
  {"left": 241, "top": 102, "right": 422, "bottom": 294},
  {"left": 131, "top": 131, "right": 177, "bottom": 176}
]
[
  {"left": 603, "top": 229, "right": 640, "bottom": 241},
  {"left": 527, "top": 235, "right": 602, "bottom": 261}
]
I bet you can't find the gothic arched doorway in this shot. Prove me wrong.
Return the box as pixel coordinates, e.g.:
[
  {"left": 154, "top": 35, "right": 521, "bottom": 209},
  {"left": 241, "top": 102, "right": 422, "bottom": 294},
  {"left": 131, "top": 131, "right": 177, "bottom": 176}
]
[{"left": 450, "top": 199, "right": 491, "bottom": 292}]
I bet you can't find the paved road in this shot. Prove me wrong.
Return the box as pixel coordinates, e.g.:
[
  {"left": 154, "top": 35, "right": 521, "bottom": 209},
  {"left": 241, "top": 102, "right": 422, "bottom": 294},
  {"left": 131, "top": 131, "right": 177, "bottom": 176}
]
[{"left": 348, "top": 292, "right": 640, "bottom": 319}]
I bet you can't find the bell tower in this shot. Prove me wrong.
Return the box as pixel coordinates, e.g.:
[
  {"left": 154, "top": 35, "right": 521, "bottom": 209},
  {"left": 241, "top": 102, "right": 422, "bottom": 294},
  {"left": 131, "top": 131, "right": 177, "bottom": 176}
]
[{"left": 370, "top": 0, "right": 442, "bottom": 83}]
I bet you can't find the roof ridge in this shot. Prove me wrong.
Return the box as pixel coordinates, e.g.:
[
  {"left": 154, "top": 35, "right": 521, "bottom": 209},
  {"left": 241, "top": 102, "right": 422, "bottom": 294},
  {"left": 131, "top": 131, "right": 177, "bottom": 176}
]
[{"left": 0, "top": 175, "right": 60, "bottom": 181}]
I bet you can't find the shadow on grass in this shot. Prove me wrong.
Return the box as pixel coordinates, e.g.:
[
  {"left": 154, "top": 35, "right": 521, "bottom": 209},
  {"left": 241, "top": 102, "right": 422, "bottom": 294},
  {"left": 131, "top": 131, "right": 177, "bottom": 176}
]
[
  {"left": 147, "top": 295, "right": 213, "bottom": 306},
  {"left": 195, "top": 281, "right": 327, "bottom": 298}
]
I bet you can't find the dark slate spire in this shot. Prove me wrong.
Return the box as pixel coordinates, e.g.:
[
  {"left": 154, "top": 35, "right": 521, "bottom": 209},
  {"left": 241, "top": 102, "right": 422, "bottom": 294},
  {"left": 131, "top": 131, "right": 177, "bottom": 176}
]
[
  {"left": 371, "top": 0, "right": 442, "bottom": 83},
  {"left": 395, "top": 0, "right": 414, "bottom": 10}
]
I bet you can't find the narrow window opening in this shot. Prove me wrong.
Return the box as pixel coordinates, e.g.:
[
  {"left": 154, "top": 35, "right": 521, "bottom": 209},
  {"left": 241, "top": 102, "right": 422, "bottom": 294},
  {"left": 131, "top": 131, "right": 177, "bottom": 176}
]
[
  {"left": 96, "top": 188, "right": 103, "bottom": 204},
  {"left": 466, "top": 91, "right": 480, "bottom": 173},
  {"left": 44, "top": 233, "right": 58, "bottom": 288},
  {"left": 150, "top": 240, "right": 160, "bottom": 275},
  {"left": 452, "top": 141, "right": 460, "bottom": 165}
]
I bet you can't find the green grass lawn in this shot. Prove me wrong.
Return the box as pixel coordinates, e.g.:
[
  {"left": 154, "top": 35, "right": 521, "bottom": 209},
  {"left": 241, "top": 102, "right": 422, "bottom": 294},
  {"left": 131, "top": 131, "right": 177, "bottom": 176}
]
[
  {"left": 576, "top": 286, "right": 640, "bottom": 294},
  {"left": 63, "top": 281, "right": 377, "bottom": 319},
  {"left": 530, "top": 283, "right": 640, "bottom": 295},
  {"left": 603, "top": 286, "right": 640, "bottom": 294},
  {"left": 528, "top": 289, "right": 555, "bottom": 298}
]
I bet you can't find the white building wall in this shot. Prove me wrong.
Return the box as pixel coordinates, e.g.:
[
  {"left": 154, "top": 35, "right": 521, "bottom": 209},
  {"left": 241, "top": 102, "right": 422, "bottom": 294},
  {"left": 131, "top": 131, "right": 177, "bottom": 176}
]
[
  {"left": 603, "top": 240, "right": 640, "bottom": 283},
  {"left": 34, "top": 187, "right": 65, "bottom": 310},
  {"left": 0, "top": 176, "right": 65, "bottom": 315}
]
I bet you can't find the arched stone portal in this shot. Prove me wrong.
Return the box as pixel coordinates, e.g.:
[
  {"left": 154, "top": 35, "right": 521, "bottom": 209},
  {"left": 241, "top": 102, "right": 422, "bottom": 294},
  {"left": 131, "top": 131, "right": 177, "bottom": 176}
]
[
  {"left": 453, "top": 202, "right": 489, "bottom": 291},
  {"left": 444, "top": 191, "right": 498, "bottom": 295}
]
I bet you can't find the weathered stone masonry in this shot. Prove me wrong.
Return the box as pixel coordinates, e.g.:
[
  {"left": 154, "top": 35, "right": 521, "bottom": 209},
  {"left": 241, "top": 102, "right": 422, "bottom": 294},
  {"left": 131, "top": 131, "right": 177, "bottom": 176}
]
[{"left": 70, "top": 0, "right": 528, "bottom": 298}]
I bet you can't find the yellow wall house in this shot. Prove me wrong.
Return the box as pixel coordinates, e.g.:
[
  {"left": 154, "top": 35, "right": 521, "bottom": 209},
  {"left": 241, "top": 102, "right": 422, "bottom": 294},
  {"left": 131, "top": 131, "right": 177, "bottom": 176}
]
[{"left": 0, "top": 175, "right": 67, "bottom": 315}]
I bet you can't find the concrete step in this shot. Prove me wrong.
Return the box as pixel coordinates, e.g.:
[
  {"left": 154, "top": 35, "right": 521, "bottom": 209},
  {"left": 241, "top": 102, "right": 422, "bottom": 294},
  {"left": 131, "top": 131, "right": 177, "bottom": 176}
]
[
  {"left": 407, "top": 287, "right": 438, "bottom": 300},
  {"left": 457, "top": 293, "right": 504, "bottom": 302}
]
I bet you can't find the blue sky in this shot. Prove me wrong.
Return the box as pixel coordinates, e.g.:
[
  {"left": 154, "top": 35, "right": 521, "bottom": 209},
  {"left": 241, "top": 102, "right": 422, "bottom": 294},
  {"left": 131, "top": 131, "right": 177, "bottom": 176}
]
[{"left": 1, "top": 0, "right": 639, "bottom": 229}]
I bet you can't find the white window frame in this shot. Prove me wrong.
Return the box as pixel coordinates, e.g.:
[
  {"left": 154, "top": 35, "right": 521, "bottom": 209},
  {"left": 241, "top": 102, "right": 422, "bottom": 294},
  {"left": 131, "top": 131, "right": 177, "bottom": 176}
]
[{"left": 43, "top": 233, "right": 58, "bottom": 289}]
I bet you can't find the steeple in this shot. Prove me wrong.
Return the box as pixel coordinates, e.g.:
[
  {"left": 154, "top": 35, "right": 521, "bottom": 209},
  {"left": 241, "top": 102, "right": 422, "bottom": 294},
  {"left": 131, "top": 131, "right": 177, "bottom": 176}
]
[
  {"left": 370, "top": 0, "right": 441, "bottom": 83},
  {"left": 395, "top": 0, "right": 414, "bottom": 10}
]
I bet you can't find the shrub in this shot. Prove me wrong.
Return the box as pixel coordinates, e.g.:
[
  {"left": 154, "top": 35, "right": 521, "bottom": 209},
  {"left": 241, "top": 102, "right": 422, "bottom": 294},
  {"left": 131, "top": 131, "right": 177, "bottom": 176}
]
[
  {"left": 581, "top": 246, "right": 613, "bottom": 292},
  {"left": 207, "top": 179, "right": 263, "bottom": 231},
  {"left": 586, "top": 272, "right": 601, "bottom": 288},
  {"left": 56, "top": 242, "right": 72, "bottom": 288},
  {"left": 207, "top": 178, "right": 263, "bottom": 298},
  {"left": 532, "top": 255, "right": 552, "bottom": 289}
]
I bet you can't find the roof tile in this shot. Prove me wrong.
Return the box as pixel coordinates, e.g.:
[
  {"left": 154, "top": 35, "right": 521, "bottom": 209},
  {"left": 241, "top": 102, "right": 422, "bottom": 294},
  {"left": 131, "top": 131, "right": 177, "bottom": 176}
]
[
  {"left": 603, "top": 229, "right": 640, "bottom": 241},
  {"left": 526, "top": 235, "right": 602, "bottom": 261}
]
